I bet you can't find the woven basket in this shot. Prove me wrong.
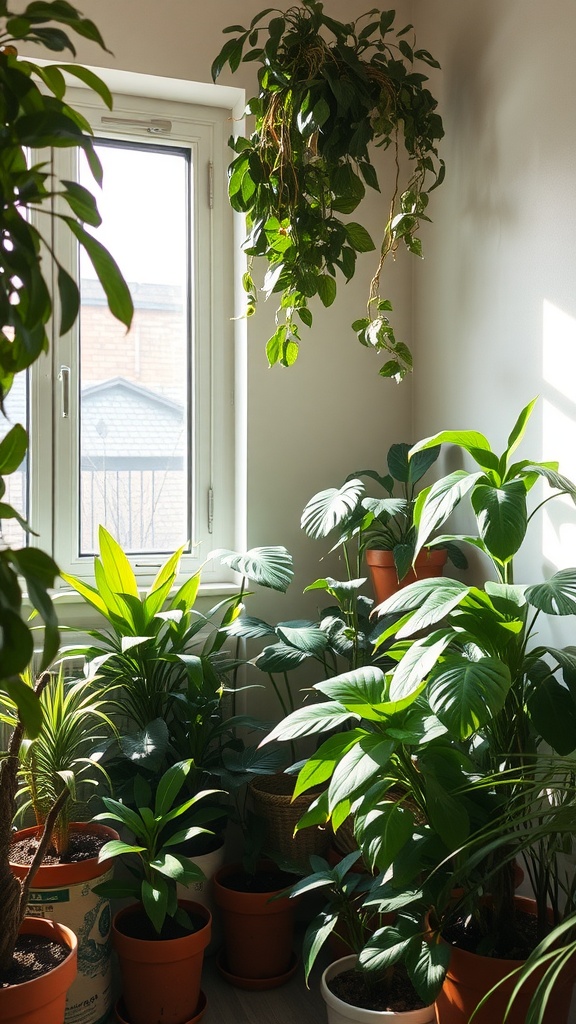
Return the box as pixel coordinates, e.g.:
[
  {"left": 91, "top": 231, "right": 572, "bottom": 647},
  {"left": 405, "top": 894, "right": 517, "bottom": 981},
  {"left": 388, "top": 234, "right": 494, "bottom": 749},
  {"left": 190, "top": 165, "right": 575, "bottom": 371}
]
[{"left": 249, "top": 774, "right": 329, "bottom": 870}]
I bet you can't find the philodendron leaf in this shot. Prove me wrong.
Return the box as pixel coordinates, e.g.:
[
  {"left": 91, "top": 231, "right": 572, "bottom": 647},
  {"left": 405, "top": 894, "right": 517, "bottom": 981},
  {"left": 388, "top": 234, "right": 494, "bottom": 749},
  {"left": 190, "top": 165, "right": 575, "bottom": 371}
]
[
  {"left": 405, "top": 935, "right": 451, "bottom": 1005},
  {"left": 360, "top": 926, "right": 412, "bottom": 973},
  {"left": 427, "top": 656, "right": 512, "bottom": 740},
  {"left": 301, "top": 479, "right": 364, "bottom": 539},
  {"left": 471, "top": 480, "right": 527, "bottom": 562},
  {"left": 275, "top": 622, "right": 328, "bottom": 656},
  {"left": 527, "top": 674, "right": 576, "bottom": 755},
  {"left": 212, "top": 546, "right": 293, "bottom": 592},
  {"left": 412, "top": 470, "right": 485, "bottom": 557},
  {"left": 526, "top": 570, "right": 576, "bottom": 616}
]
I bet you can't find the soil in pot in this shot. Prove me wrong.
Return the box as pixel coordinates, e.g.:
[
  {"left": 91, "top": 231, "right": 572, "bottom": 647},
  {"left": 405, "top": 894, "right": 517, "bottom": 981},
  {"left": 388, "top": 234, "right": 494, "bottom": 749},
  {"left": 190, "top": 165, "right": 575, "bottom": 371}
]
[
  {"left": 0, "top": 918, "right": 77, "bottom": 1024},
  {"left": 115, "top": 905, "right": 207, "bottom": 943},
  {"left": 0, "top": 934, "right": 69, "bottom": 988},
  {"left": 442, "top": 906, "right": 539, "bottom": 960},
  {"left": 328, "top": 965, "right": 426, "bottom": 1014},
  {"left": 221, "top": 867, "right": 294, "bottom": 894},
  {"left": 11, "top": 823, "right": 117, "bottom": 1024}
]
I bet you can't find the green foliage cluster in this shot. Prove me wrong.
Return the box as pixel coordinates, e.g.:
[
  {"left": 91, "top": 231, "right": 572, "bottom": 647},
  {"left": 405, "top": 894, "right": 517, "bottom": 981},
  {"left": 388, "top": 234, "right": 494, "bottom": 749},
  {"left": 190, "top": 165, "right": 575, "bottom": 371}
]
[
  {"left": 212, "top": 1, "right": 444, "bottom": 379},
  {"left": 266, "top": 401, "right": 576, "bottom": 1019}
]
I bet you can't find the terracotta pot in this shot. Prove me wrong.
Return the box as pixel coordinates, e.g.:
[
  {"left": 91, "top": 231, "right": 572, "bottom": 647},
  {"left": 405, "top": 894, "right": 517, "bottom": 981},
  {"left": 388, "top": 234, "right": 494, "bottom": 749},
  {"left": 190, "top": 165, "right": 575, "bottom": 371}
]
[
  {"left": 112, "top": 900, "right": 211, "bottom": 1024},
  {"left": 434, "top": 896, "right": 575, "bottom": 1023},
  {"left": 11, "top": 823, "right": 118, "bottom": 1024},
  {"left": 366, "top": 549, "right": 448, "bottom": 606},
  {"left": 321, "top": 955, "right": 435, "bottom": 1023},
  {"left": 0, "top": 917, "right": 77, "bottom": 1024},
  {"left": 213, "top": 861, "right": 297, "bottom": 984}
]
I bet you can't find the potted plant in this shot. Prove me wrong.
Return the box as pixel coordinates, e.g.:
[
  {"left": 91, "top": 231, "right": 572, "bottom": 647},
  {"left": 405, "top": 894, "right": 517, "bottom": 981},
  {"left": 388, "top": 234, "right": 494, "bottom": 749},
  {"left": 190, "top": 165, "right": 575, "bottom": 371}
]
[
  {"left": 92, "top": 760, "right": 214, "bottom": 1024},
  {"left": 301, "top": 442, "right": 466, "bottom": 604},
  {"left": 263, "top": 400, "right": 576, "bottom": 1023},
  {"left": 212, "top": 1, "right": 444, "bottom": 380},
  {"left": 7, "top": 666, "right": 118, "bottom": 1024},
  {"left": 0, "top": 3, "right": 132, "bottom": 1018}
]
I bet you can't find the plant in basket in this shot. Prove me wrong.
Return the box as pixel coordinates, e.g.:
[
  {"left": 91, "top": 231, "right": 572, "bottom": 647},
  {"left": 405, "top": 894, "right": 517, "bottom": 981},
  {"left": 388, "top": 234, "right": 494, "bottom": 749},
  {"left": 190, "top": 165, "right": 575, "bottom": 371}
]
[{"left": 92, "top": 759, "right": 216, "bottom": 1024}]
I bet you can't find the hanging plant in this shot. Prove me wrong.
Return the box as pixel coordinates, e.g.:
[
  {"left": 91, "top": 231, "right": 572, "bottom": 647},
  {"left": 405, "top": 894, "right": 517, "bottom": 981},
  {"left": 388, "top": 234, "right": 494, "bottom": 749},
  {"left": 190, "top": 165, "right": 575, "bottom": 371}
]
[{"left": 212, "top": 1, "right": 444, "bottom": 381}]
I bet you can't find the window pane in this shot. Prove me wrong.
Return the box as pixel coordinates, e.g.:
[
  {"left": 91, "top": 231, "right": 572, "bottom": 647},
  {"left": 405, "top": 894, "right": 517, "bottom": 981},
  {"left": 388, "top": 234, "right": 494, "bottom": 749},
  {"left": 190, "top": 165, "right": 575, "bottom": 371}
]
[
  {"left": 78, "top": 141, "right": 190, "bottom": 555},
  {"left": 0, "top": 374, "right": 28, "bottom": 548}
]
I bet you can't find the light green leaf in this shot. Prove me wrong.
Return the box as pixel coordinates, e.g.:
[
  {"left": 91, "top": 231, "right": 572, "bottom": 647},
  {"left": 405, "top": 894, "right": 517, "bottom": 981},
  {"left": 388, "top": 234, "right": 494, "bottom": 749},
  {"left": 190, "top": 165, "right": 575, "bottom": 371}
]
[
  {"left": 428, "top": 656, "right": 512, "bottom": 739},
  {"left": 301, "top": 479, "right": 364, "bottom": 539},
  {"left": 526, "top": 570, "right": 576, "bottom": 616}
]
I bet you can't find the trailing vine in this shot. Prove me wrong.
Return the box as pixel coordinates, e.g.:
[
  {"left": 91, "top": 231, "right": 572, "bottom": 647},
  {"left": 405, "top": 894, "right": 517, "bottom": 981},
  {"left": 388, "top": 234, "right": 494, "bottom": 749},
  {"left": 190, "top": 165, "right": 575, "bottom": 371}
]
[{"left": 212, "top": 1, "right": 444, "bottom": 380}]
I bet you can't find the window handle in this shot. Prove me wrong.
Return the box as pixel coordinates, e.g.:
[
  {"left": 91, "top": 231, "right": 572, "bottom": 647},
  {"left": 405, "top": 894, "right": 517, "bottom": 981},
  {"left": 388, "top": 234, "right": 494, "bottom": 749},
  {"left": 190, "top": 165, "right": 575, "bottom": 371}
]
[{"left": 59, "top": 365, "right": 70, "bottom": 418}]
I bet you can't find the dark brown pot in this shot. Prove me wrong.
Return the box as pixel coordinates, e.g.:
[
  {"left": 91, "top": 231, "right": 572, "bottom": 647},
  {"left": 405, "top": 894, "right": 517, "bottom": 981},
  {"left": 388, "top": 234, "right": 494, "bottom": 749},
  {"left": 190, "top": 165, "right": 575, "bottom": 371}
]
[
  {"left": 366, "top": 548, "right": 448, "bottom": 606},
  {"left": 213, "top": 861, "right": 297, "bottom": 985},
  {"left": 112, "top": 900, "right": 211, "bottom": 1024},
  {"left": 434, "top": 896, "right": 575, "bottom": 1024}
]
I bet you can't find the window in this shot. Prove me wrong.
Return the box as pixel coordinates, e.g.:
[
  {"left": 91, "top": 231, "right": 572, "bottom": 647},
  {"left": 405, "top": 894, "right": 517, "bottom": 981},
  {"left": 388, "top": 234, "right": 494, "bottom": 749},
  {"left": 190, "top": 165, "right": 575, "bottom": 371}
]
[{"left": 17, "top": 81, "right": 237, "bottom": 588}]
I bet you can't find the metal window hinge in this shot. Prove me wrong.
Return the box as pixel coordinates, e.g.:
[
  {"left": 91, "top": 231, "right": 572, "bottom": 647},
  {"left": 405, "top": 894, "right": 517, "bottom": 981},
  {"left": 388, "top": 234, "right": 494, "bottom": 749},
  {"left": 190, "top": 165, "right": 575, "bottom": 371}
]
[
  {"left": 208, "top": 486, "right": 214, "bottom": 534},
  {"left": 208, "top": 161, "right": 214, "bottom": 210}
]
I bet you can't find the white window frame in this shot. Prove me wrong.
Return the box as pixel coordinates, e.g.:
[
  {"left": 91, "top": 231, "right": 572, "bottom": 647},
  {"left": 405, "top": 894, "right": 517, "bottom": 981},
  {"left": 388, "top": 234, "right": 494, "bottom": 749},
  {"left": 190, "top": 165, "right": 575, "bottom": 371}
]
[{"left": 25, "top": 70, "right": 245, "bottom": 593}]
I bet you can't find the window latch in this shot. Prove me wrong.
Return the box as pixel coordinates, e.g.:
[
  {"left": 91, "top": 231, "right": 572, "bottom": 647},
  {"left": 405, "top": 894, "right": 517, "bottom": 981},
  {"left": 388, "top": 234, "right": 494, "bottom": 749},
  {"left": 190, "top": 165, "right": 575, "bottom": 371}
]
[{"left": 58, "top": 365, "right": 70, "bottom": 418}]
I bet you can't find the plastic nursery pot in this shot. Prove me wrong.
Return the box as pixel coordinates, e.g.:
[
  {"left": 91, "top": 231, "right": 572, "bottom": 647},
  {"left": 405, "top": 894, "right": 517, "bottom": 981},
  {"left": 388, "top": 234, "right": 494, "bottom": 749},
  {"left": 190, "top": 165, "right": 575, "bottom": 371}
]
[
  {"left": 213, "top": 861, "right": 298, "bottom": 985},
  {"left": 0, "top": 917, "right": 77, "bottom": 1024},
  {"left": 11, "top": 823, "right": 118, "bottom": 1024},
  {"left": 321, "top": 955, "right": 435, "bottom": 1024},
  {"left": 112, "top": 900, "right": 211, "bottom": 1024},
  {"left": 434, "top": 896, "right": 574, "bottom": 1024},
  {"left": 366, "top": 549, "right": 448, "bottom": 607}
]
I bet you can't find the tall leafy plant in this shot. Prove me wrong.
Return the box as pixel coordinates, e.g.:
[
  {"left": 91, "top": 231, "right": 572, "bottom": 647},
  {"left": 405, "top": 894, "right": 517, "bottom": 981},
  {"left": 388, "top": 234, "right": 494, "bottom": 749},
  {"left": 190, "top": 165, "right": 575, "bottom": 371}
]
[
  {"left": 213, "top": 1, "right": 443, "bottom": 379},
  {"left": 0, "top": 0, "right": 133, "bottom": 981}
]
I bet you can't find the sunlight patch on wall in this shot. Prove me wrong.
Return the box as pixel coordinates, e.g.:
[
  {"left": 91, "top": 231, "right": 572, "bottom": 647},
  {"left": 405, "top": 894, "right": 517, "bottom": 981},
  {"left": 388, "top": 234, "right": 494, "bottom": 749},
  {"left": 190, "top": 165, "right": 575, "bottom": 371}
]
[{"left": 542, "top": 299, "right": 576, "bottom": 570}]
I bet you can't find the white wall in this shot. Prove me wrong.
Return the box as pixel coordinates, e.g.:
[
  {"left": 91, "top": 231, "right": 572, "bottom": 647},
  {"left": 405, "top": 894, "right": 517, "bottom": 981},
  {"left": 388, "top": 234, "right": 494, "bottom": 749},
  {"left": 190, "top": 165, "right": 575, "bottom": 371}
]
[
  {"left": 412, "top": 0, "right": 576, "bottom": 617},
  {"left": 41, "top": 0, "right": 415, "bottom": 635}
]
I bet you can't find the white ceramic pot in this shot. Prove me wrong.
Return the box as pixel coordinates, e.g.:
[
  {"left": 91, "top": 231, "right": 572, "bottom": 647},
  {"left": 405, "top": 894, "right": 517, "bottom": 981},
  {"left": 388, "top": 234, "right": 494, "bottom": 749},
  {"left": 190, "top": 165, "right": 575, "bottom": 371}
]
[
  {"left": 176, "top": 838, "right": 226, "bottom": 954},
  {"left": 321, "top": 956, "right": 436, "bottom": 1024}
]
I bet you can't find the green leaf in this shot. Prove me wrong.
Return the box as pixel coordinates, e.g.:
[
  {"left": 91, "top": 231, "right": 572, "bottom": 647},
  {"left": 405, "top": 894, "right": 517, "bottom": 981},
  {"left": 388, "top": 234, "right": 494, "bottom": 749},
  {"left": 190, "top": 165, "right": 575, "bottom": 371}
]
[
  {"left": 413, "top": 470, "right": 485, "bottom": 556},
  {"left": 4, "top": 676, "right": 42, "bottom": 736},
  {"left": 504, "top": 397, "right": 538, "bottom": 462},
  {"left": 328, "top": 736, "right": 395, "bottom": 813},
  {"left": 142, "top": 878, "right": 168, "bottom": 935},
  {"left": 428, "top": 656, "right": 512, "bottom": 739},
  {"left": 471, "top": 481, "right": 527, "bottom": 561},
  {"left": 345, "top": 222, "right": 375, "bottom": 253},
  {"left": 405, "top": 936, "right": 450, "bottom": 1004},
  {"left": 275, "top": 622, "right": 328, "bottom": 656},
  {"left": 58, "top": 64, "right": 113, "bottom": 108},
  {"left": 63, "top": 217, "right": 133, "bottom": 328},
  {"left": 264, "top": 702, "right": 359, "bottom": 744},
  {"left": 154, "top": 759, "right": 192, "bottom": 818},
  {"left": 0, "top": 610, "right": 34, "bottom": 681},
  {"left": 212, "top": 546, "right": 293, "bottom": 592},
  {"left": 526, "top": 570, "right": 576, "bottom": 616},
  {"left": 395, "top": 581, "right": 471, "bottom": 638},
  {"left": 411, "top": 429, "right": 492, "bottom": 458},
  {"left": 317, "top": 275, "right": 337, "bottom": 308},
  {"left": 302, "top": 912, "right": 337, "bottom": 983},
  {"left": 360, "top": 802, "right": 414, "bottom": 872},
  {"left": 301, "top": 479, "right": 364, "bottom": 539},
  {"left": 527, "top": 675, "right": 576, "bottom": 755},
  {"left": 360, "top": 927, "right": 412, "bottom": 973},
  {"left": 97, "top": 525, "right": 139, "bottom": 598},
  {"left": 293, "top": 730, "right": 366, "bottom": 797},
  {"left": 388, "top": 631, "right": 453, "bottom": 702},
  {"left": 0, "top": 424, "right": 27, "bottom": 474}
]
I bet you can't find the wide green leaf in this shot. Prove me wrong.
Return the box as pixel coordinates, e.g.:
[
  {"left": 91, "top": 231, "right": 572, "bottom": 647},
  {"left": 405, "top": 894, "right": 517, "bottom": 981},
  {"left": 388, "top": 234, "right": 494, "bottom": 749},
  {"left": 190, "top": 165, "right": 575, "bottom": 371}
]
[
  {"left": 97, "top": 525, "right": 139, "bottom": 599},
  {"left": 428, "top": 656, "right": 512, "bottom": 739},
  {"left": 4, "top": 676, "right": 42, "bottom": 737},
  {"left": 64, "top": 217, "right": 133, "bottom": 328},
  {"left": 328, "top": 736, "right": 395, "bottom": 813},
  {"left": 301, "top": 479, "right": 364, "bottom": 539},
  {"left": 411, "top": 429, "right": 491, "bottom": 458},
  {"left": 526, "top": 570, "right": 576, "bottom": 616},
  {"left": 388, "top": 631, "right": 453, "bottom": 702},
  {"left": 360, "top": 926, "right": 412, "bottom": 973},
  {"left": 412, "top": 470, "right": 485, "bottom": 556},
  {"left": 405, "top": 935, "right": 450, "bottom": 1004},
  {"left": 359, "top": 802, "right": 414, "bottom": 872},
  {"left": 142, "top": 878, "right": 168, "bottom": 935},
  {"left": 293, "top": 729, "right": 367, "bottom": 797},
  {"left": 315, "top": 667, "right": 386, "bottom": 714},
  {"left": 212, "top": 546, "right": 293, "bottom": 592},
  {"left": 527, "top": 674, "right": 576, "bottom": 755},
  {"left": 264, "top": 702, "right": 359, "bottom": 743},
  {"left": 275, "top": 621, "right": 328, "bottom": 656},
  {"left": 395, "top": 581, "right": 471, "bottom": 638},
  {"left": 0, "top": 423, "right": 27, "bottom": 474},
  {"left": 471, "top": 480, "right": 527, "bottom": 561}
]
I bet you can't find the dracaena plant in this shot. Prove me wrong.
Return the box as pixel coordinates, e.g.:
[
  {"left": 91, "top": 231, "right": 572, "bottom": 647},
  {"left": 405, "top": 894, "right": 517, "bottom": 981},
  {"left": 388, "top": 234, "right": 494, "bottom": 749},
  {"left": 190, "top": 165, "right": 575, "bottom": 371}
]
[
  {"left": 93, "top": 760, "right": 220, "bottom": 935},
  {"left": 0, "top": 0, "right": 133, "bottom": 982},
  {"left": 13, "top": 665, "right": 114, "bottom": 856},
  {"left": 212, "top": 1, "right": 443, "bottom": 380}
]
